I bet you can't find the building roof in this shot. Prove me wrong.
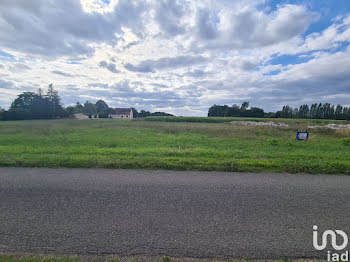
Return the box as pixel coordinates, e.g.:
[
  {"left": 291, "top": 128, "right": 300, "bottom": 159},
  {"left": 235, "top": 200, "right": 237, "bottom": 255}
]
[{"left": 112, "top": 108, "right": 132, "bottom": 115}]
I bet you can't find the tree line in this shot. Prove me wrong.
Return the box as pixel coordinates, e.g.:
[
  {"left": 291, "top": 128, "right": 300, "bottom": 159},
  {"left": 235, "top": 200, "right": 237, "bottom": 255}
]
[
  {"left": 0, "top": 85, "right": 173, "bottom": 120},
  {"left": 2, "top": 87, "right": 349, "bottom": 120},
  {"left": 208, "top": 102, "right": 350, "bottom": 120},
  {"left": 1, "top": 84, "right": 66, "bottom": 120},
  {"left": 208, "top": 102, "right": 265, "bottom": 118},
  {"left": 276, "top": 103, "right": 350, "bottom": 120}
]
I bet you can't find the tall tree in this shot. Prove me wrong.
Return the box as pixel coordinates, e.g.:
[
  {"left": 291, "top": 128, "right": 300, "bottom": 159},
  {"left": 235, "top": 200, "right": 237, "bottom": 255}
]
[
  {"left": 138, "top": 110, "right": 151, "bottom": 117},
  {"left": 0, "top": 107, "right": 4, "bottom": 121},
  {"left": 335, "top": 105, "right": 343, "bottom": 120},
  {"left": 83, "top": 101, "right": 97, "bottom": 118},
  {"left": 95, "top": 100, "right": 109, "bottom": 118},
  {"left": 74, "top": 102, "right": 84, "bottom": 113},
  {"left": 241, "top": 101, "right": 250, "bottom": 110},
  {"left": 227, "top": 104, "right": 240, "bottom": 117},
  {"left": 9, "top": 92, "right": 50, "bottom": 120},
  {"left": 298, "top": 104, "right": 309, "bottom": 119},
  {"left": 281, "top": 106, "right": 293, "bottom": 118},
  {"left": 292, "top": 107, "right": 299, "bottom": 118},
  {"left": 309, "top": 103, "right": 317, "bottom": 118},
  {"left": 315, "top": 103, "right": 323, "bottom": 119},
  {"left": 131, "top": 108, "right": 139, "bottom": 118},
  {"left": 46, "top": 84, "right": 63, "bottom": 118}
]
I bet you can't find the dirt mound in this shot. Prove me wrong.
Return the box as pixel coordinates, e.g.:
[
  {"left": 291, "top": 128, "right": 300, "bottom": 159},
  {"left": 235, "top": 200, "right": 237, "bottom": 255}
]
[
  {"left": 231, "top": 121, "right": 289, "bottom": 127},
  {"left": 308, "top": 123, "right": 350, "bottom": 129}
]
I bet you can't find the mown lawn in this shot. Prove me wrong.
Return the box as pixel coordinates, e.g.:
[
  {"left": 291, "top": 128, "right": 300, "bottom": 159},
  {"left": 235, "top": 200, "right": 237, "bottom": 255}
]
[{"left": 0, "top": 118, "right": 349, "bottom": 174}]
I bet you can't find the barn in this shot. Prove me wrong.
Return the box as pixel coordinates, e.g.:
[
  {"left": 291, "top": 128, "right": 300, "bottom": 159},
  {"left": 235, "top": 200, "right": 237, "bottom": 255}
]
[{"left": 109, "top": 108, "right": 133, "bottom": 119}]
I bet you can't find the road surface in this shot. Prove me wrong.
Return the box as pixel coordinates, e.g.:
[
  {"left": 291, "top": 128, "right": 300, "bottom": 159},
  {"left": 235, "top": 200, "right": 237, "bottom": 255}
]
[{"left": 0, "top": 167, "right": 349, "bottom": 259}]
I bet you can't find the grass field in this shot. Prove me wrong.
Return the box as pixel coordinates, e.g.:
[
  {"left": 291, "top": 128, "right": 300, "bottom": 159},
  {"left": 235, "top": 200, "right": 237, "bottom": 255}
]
[{"left": 0, "top": 118, "right": 349, "bottom": 174}]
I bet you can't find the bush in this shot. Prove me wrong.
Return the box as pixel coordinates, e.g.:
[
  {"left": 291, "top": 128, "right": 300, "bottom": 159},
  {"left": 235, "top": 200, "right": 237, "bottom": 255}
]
[{"left": 162, "top": 257, "right": 171, "bottom": 262}]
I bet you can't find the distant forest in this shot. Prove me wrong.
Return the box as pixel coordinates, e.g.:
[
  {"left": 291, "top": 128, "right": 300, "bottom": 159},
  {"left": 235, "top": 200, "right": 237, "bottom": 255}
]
[
  {"left": 0, "top": 85, "right": 173, "bottom": 121},
  {"left": 208, "top": 102, "right": 350, "bottom": 120}
]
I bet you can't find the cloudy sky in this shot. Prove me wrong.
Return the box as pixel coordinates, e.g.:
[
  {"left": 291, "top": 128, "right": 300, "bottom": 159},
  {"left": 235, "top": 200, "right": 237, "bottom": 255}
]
[{"left": 0, "top": 0, "right": 350, "bottom": 116}]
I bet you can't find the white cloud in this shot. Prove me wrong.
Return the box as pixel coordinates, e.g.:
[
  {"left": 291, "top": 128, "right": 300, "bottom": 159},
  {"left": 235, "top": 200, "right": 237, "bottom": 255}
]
[
  {"left": 0, "top": 0, "right": 349, "bottom": 115},
  {"left": 0, "top": 0, "right": 146, "bottom": 58},
  {"left": 192, "top": 4, "right": 315, "bottom": 51}
]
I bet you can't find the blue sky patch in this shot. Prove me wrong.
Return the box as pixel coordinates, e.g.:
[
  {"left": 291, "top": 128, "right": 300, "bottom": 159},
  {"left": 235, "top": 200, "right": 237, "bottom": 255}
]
[
  {"left": 263, "top": 70, "right": 281, "bottom": 77},
  {"left": 61, "top": 61, "right": 82, "bottom": 65},
  {"left": 269, "top": 53, "right": 313, "bottom": 66},
  {"left": 261, "top": 0, "right": 350, "bottom": 36},
  {"left": 0, "top": 50, "right": 15, "bottom": 61},
  {"left": 328, "top": 42, "right": 349, "bottom": 54}
]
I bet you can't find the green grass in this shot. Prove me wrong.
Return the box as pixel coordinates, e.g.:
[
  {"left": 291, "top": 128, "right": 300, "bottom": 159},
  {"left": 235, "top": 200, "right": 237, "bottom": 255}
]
[
  {"left": 0, "top": 118, "right": 349, "bottom": 174},
  {"left": 144, "top": 116, "right": 349, "bottom": 124}
]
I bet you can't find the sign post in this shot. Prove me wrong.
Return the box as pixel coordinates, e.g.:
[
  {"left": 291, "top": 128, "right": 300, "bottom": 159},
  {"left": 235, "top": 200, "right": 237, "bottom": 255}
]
[{"left": 296, "top": 131, "right": 309, "bottom": 141}]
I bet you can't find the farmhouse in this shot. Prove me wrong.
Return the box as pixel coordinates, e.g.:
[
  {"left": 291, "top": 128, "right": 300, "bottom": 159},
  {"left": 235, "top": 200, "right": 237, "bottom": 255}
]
[
  {"left": 109, "top": 108, "right": 133, "bottom": 119},
  {"left": 72, "top": 108, "right": 133, "bottom": 119}
]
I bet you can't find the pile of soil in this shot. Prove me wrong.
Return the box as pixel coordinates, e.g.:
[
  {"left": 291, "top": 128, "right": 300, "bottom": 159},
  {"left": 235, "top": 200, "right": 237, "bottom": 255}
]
[
  {"left": 308, "top": 123, "right": 350, "bottom": 129},
  {"left": 231, "top": 121, "right": 289, "bottom": 127}
]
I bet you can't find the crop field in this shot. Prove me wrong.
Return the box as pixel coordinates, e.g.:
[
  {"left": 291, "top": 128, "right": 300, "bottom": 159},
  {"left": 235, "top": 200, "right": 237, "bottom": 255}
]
[{"left": 0, "top": 118, "right": 349, "bottom": 174}]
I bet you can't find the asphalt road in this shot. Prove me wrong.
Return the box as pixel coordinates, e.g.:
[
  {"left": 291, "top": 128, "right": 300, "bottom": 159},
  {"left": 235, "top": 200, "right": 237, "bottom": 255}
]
[{"left": 0, "top": 168, "right": 349, "bottom": 259}]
